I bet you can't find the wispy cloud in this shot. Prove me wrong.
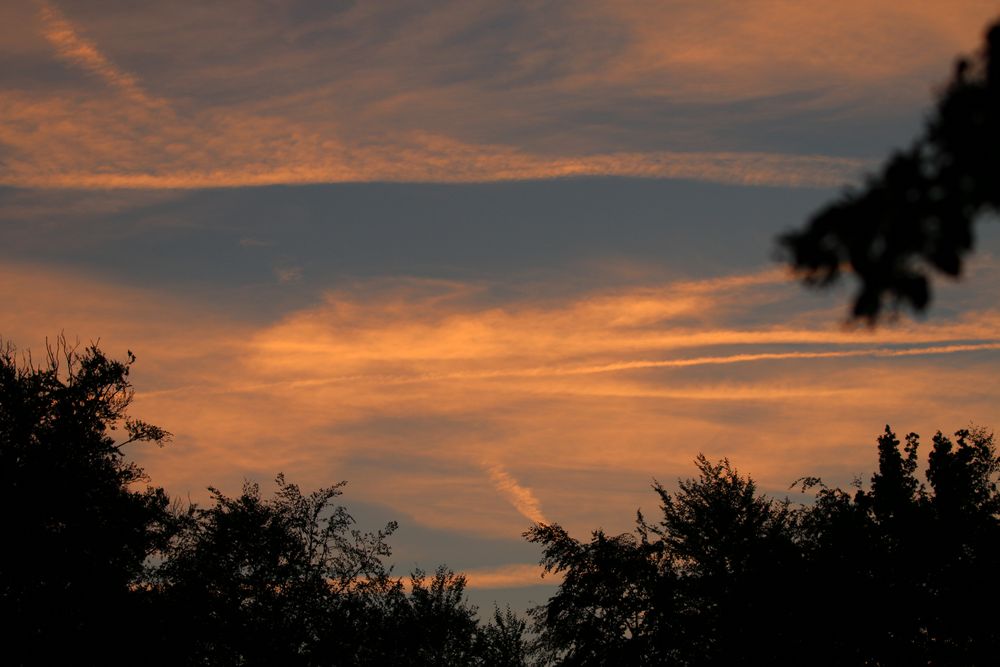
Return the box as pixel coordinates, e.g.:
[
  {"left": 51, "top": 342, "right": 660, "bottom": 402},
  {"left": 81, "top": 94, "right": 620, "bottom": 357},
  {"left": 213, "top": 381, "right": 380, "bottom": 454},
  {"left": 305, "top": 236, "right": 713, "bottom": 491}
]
[
  {"left": 484, "top": 463, "right": 549, "bottom": 526},
  {"left": 602, "top": 0, "right": 997, "bottom": 105},
  {"left": 0, "top": 96, "right": 867, "bottom": 187},
  {"left": 245, "top": 267, "right": 1000, "bottom": 384},
  {"left": 274, "top": 266, "right": 303, "bottom": 285},
  {"left": 14, "top": 0, "right": 991, "bottom": 189},
  {"left": 523, "top": 342, "right": 1000, "bottom": 376},
  {"left": 462, "top": 563, "right": 556, "bottom": 589},
  {"left": 4, "top": 259, "right": 1000, "bottom": 537},
  {"left": 35, "top": 0, "right": 164, "bottom": 109}
]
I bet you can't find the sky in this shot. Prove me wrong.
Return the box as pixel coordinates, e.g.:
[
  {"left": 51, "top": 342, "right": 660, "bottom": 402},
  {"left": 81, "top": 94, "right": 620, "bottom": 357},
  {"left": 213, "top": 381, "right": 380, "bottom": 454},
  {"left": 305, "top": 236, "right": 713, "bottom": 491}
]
[{"left": 4, "top": 0, "right": 1000, "bottom": 612}]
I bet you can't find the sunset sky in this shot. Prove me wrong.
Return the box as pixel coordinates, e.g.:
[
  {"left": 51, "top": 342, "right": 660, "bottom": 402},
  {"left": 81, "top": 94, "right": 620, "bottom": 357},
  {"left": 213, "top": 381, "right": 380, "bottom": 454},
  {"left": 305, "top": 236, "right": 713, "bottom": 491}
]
[{"left": 4, "top": 0, "right": 1000, "bottom": 611}]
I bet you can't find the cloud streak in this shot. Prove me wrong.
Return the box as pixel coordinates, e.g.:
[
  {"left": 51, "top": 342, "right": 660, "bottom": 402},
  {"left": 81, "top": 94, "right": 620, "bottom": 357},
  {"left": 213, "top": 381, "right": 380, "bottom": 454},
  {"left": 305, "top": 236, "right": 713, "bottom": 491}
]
[
  {"left": 462, "top": 563, "right": 555, "bottom": 589},
  {"left": 35, "top": 0, "right": 164, "bottom": 109},
  {"left": 0, "top": 94, "right": 867, "bottom": 187},
  {"left": 12, "top": 0, "right": 992, "bottom": 189},
  {"left": 6, "top": 258, "right": 999, "bottom": 540},
  {"left": 533, "top": 342, "right": 1000, "bottom": 376},
  {"left": 484, "top": 463, "right": 549, "bottom": 526}
]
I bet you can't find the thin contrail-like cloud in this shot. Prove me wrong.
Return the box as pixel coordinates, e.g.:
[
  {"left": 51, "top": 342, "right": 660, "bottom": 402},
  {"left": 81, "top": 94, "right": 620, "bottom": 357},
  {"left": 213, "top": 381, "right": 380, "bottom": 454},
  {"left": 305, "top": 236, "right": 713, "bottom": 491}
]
[
  {"left": 36, "top": 0, "right": 164, "bottom": 109},
  {"left": 484, "top": 462, "right": 549, "bottom": 526},
  {"left": 9, "top": 148, "right": 866, "bottom": 190},
  {"left": 138, "top": 341, "right": 1000, "bottom": 398},
  {"left": 349, "top": 341, "right": 1000, "bottom": 383},
  {"left": 527, "top": 342, "right": 1000, "bottom": 376},
  {"left": 461, "top": 562, "right": 556, "bottom": 589}
]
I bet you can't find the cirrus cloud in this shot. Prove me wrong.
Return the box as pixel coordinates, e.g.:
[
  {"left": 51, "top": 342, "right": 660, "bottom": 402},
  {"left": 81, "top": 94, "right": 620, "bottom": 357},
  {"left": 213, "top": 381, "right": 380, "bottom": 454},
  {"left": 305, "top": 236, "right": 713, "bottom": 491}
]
[{"left": 7, "top": 0, "right": 995, "bottom": 189}]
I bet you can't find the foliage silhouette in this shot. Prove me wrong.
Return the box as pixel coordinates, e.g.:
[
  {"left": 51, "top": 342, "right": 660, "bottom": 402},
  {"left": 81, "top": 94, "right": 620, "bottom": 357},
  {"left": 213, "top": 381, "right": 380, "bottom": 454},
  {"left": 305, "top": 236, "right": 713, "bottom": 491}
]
[
  {"left": 149, "top": 477, "right": 512, "bottom": 665},
  {"left": 793, "top": 426, "right": 1000, "bottom": 665},
  {"left": 780, "top": 18, "right": 1000, "bottom": 320},
  {"left": 0, "top": 337, "right": 173, "bottom": 666},
  {"left": 527, "top": 455, "right": 803, "bottom": 666},
  {"left": 151, "top": 475, "right": 398, "bottom": 665},
  {"left": 475, "top": 605, "right": 533, "bottom": 667},
  {"left": 0, "top": 339, "right": 532, "bottom": 666},
  {"left": 529, "top": 428, "right": 1000, "bottom": 666},
  {"left": 8, "top": 337, "right": 999, "bottom": 665},
  {"left": 527, "top": 523, "right": 664, "bottom": 664},
  {"left": 382, "top": 566, "right": 481, "bottom": 665},
  {"left": 645, "top": 456, "right": 802, "bottom": 666}
]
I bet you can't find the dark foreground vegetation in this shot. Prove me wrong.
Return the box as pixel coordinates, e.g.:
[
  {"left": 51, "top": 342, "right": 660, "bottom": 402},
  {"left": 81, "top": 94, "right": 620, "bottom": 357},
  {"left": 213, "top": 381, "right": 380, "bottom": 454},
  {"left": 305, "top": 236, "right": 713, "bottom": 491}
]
[
  {"left": 782, "top": 17, "right": 1000, "bottom": 320},
  {"left": 3, "top": 339, "right": 999, "bottom": 666},
  {"left": 0, "top": 340, "right": 525, "bottom": 666}
]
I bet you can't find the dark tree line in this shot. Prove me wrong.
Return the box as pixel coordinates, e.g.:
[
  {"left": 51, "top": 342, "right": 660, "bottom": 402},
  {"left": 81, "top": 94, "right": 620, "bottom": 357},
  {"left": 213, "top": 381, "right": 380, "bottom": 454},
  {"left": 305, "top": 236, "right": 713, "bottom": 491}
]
[
  {"left": 0, "top": 340, "right": 525, "bottom": 666},
  {"left": 528, "top": 428, "right": 1000, "bottom": 666},
  {"left": 781, "top": 18, "right": 1000, "bottom": 320},
  {"left": 5, "top": 340, "right": 1000, "bottom": 665}
]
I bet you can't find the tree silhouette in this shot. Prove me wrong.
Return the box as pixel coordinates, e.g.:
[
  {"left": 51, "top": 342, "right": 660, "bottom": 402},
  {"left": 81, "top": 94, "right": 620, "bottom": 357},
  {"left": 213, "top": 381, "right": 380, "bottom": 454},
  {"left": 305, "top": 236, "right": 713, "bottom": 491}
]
[
  {"left": 795, "top": 426, "right": 1000, "bottom": 665},
  {"left": 794, "top": 427, "right": 931, "bottom": 665},
  {"left": 381, "top": 566, "right": 482, "bottom": 666},
  {"left": 915, "top": 427, "right": 1000, "bottom": 664},
  {"left": 12, "top": 334, "right": 996, "bottom": 664},
  {"left": 529, "top": 428, "right": 1000, "bottom": 665},
  {"left": 150, "top": 474, "right": 500, "bottom": 666},
  {"left": 780, "top": 19, "right": 1000, "bottom": 320},
  {"left": 644, "top": 456, "right": 802, "bottom": 666},
  {"left": 526, "top": 523, "right": 665, "bottom": 664},
  {"left": 0, "top": 338, "right": 528, "bottom": 665},
  {"left": 475, "top": 605, "right": 533, "bottom": 667},
  {"left": 0, "top": 337, "right": 172, "bottom": 666},
  {"left": 151, "top": 475, "right": 398, "bottom": 665},
  {"left": 527, "top": 455, "right": 803, "bottom": 665}
]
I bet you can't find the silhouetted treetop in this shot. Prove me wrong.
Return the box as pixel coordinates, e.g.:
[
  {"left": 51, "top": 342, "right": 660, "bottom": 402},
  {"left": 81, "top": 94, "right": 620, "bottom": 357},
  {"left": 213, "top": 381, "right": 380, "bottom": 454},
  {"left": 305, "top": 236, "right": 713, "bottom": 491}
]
[
  {"left": 152, "top": 475, "right": 404, "bottom": 665},
  {"left": 645, "top": 455, "right": 794, "bottom": 580},
  {"left": 0, "top": 337, "right": 173, "bottom": 665},
  {"left": 780, "top": 18, "right": 1000, "bottom": 320},
  {"left": 527, "top": 455, "right": 802, "bottom": 666},
  {"left": 1, "top": 338, "right": 533, "bottom": 665},
  {"left": 8, "top": 334, "right": 999, "bottom": 664},
  {"left": 529, "top": 427, "right": 1000, "bottom": 666}
]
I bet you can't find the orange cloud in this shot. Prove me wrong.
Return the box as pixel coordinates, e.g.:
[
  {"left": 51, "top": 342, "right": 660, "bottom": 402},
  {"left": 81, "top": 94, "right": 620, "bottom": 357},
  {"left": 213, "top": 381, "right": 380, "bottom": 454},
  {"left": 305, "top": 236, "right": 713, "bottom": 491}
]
[
  {"left": 20, "top": 0, "right": 995, "bottom": 188},
  {"left": 484, "top": 463, "right": 549, "bottom": 526},
  {"left": 462, "top": 563, "right": 557, "bottom": 589},
  {"left": 0, "top": 89, "right": 867, "bottom": 188},
  {"left": 600, "top": 1, "right": 998, "bottom": 104},
  {"left": 244, "top": 268, "right": 1000, "bottom": 386},
  {"left": 4, "top": 259, "right": 1000, "bottom": 540},
  {"left": 35, "top": 0, "right": 164, "bottom": 109}
]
